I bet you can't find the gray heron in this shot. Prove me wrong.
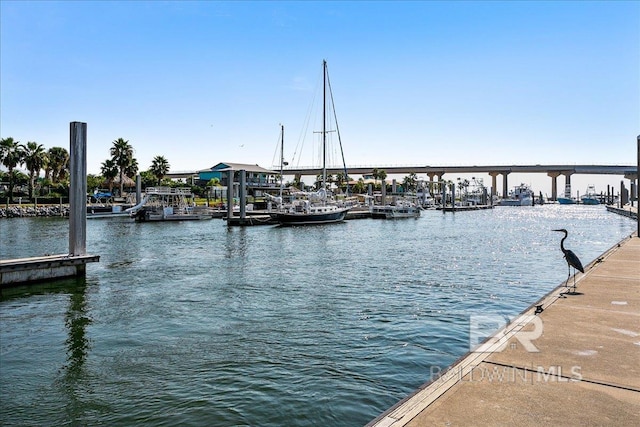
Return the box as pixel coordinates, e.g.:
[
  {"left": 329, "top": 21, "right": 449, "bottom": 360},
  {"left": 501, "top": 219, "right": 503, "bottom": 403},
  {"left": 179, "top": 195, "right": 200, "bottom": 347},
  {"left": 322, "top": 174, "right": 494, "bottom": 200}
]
[{"left": 552, "top": 228, "right": 585, "bottom": 294}]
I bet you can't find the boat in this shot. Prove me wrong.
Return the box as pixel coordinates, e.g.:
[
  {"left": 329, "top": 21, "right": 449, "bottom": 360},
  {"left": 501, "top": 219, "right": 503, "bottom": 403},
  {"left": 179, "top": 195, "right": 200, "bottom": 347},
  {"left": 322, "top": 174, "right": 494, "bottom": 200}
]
[
  {"left": 269, "top": 60, "right": 350, "bottom": 226},
  {"left": 125, "top": 187, "right": 213, "bottom": 221},
  {"left": 580, "top": 185, "right": 600, "bottom": 205},
  {"left": 557, "top": 184, "right": 576, "bottom": 205},
  {"left": 370, "top": 197, "right": 421, "bottom": 219},
  {"left": 499, "top": 183, "right": 534, "bottom": 206}
]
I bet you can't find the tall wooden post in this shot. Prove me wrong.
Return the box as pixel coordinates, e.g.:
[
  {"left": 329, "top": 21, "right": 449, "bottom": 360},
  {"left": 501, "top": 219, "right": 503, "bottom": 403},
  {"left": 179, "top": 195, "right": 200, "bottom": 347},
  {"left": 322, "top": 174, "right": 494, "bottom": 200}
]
[
  {"left": 239, "top": 170, "right": 246, "bottom": 220},
  {"left": 226, "top": 170, "right": 234, "bottom": 221},
  {"left": 69, "top": 122, "right": 87, "bottom": 256}
]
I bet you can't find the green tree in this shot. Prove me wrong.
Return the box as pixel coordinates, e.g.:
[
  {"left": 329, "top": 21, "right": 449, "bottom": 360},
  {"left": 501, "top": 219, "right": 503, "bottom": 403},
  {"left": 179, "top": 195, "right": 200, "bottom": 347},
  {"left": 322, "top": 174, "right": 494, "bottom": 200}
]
[
  {"left": 23, "top": 141, "right": 47, "bottom": 199},
  {"left": 149, "top": 155, "right": 170, "bottom": 185},
  {"left": 100, "top": 159, "right": 119, "bottom": 193},
  {"left": 110, "top": 138, "right": 135, "bottom": 195},
  {"left": 1, "top": 137, "right": 25, "bottom": 202},
  {"left": 372, "top": 168, "right": 387, "bottom": 190},
  {"left": 47, "top": 146, "right": 70, "bottom": 183},
  {"left": 139, "top": 170, "right": 156, "bottom": 188},
  {"left": 403, "top": 172, "right": 418, "bottom": 193},
  {"left": 353, "top": 177, "right": 366, "bottom": 194},
  {"left": 87, "top": 174, "right": 103, "bottom": 194},
  {"left": 335, "top": 172, "right": 346, "bottom": 191},
  {"left": 378, "top": 169, "right": 387, "bottom": 185},
  {"left": 125, "top": 157, "right": 139, "bottom": 181}
]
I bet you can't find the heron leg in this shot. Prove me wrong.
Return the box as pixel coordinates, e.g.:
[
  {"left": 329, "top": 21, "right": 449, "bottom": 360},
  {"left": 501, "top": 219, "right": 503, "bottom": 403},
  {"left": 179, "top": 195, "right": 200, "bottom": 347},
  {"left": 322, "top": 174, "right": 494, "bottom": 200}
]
[{"left": 559, "top": 263, "right": 572, "bottom": 297}]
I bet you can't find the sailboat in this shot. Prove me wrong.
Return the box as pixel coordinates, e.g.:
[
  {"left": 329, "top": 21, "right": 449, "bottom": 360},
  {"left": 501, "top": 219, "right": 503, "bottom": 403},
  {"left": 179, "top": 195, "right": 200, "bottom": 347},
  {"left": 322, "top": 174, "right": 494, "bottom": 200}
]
[{"left": 269, "top": 60, "right": 351, "bottom": 226}]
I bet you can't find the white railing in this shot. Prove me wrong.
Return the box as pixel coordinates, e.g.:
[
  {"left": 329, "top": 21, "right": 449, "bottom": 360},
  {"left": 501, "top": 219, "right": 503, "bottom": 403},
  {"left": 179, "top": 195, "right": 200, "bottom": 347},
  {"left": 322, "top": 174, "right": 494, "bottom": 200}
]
[{"left": 145, "top": 187, "right": 192, "bottom": 195}]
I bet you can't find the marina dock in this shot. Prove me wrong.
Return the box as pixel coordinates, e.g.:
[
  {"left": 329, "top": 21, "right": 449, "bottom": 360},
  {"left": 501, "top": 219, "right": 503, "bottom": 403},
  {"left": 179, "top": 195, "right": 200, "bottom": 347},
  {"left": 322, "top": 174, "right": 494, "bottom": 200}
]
[
  {"left": 606, "top": 205, "right": 638, "bottom": 220},
  {"left": 436, "top": 204, "right": 494, "bottom": 212},
  {"left": 368, "top": 233, "right": 640, "bottom": 426}
]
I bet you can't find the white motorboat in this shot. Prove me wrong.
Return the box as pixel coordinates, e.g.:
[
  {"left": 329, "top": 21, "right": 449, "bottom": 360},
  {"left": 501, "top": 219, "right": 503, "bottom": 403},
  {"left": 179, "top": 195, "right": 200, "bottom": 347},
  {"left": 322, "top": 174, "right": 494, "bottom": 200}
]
[{"left": 499, "top": 183, "right": 534, "bottom": 206}]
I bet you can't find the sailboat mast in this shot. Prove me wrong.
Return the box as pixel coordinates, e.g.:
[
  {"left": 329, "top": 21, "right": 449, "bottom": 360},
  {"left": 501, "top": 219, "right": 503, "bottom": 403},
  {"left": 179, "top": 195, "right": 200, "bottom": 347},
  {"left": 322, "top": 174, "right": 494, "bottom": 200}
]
[
  {"left": 279, "top": 124, "right": 284, "bottom": 201},
  {"left": 322, "top": 59, "right": 327, "bottom": 191}
]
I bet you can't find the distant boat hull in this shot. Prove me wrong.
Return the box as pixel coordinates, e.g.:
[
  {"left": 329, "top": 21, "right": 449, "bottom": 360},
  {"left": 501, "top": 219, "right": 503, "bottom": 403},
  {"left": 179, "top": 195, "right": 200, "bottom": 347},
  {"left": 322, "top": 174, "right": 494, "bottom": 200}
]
[
  {"left": 557, "top": 197, "right": 576, "bottom": 205},
  {"left": 269, "top": 208, "right": 349, "bottom": 226},
  {"left": 581, "top": 197, "right": 600, "bottom": 205},
  {"left": 371, "top": 205, "right": 421, "bottom": 219},
  {"left": 499, "top": 197, "right": 533, "bottom": 206},
  {"left": 133, "top": 207, "right": 213, "bottom": 222}
]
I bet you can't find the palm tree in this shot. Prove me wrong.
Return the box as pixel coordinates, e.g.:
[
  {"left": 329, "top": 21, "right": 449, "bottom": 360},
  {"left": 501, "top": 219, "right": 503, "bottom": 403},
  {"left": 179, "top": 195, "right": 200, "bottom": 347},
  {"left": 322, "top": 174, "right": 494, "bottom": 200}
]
[
  {"left": 326, "top": 173, "right": 334, "bottom": 188},
  {"left": 47, "top": 147, "right": 70, "bottom": 183},
  {"left": 353, "top": 177, "right": 366, "bottom": 194},
  {"left": 110, "top": 138, "right": 134, "bottom": 195},
  {"left": 377, "top": 169, "right": 387, "bottom": 190},
  {"left": 1, "top": 137, "right": 25, "bottom": 202},
  {"left": 100, "top": 159, "right": 119, "bottom": 193},
  {"left": 335, "top": 172, "right": 346, "bottom": 192},
  {"left": 149, "top": 155, "right": 170, "bottom": 185},
  {"left": 403, "top": 172, "right": 418, "bottom": 193},
  {"left": 23, "top": 141, "right": 47, "bottom": 199},
  {"left": 372, "top": 168, "right": 380, "bottom": 188},
  {"left": 124, "top": 157, "right": 139, "bottom": 182}
]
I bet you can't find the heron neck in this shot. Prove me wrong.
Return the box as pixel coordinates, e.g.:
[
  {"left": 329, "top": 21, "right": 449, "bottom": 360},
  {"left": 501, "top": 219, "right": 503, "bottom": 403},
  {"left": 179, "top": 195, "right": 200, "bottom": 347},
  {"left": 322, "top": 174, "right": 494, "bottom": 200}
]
[{"left": 560, "top": 234, "right": 567, "bottom": 252}]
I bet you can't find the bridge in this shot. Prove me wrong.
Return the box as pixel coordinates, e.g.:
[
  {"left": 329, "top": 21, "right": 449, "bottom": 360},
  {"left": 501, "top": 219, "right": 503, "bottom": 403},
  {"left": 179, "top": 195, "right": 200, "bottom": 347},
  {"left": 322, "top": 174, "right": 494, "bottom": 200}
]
[{"left": 279, "top": 164, "right": 637, "bottom": 200}]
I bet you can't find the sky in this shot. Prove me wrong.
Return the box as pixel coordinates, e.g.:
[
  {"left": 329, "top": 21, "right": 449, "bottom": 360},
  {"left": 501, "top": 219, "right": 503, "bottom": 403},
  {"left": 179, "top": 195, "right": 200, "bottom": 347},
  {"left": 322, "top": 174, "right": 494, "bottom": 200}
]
[{"left": 1, "top": 1, "right": 638, "bottom": 196}]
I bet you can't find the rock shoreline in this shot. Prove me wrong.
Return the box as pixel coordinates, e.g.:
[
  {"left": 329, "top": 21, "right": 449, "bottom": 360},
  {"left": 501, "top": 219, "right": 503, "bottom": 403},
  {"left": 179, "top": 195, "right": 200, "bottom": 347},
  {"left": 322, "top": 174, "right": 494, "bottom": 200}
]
[{"left": 0, "top": 206, "right": 70, "bottom": 218}]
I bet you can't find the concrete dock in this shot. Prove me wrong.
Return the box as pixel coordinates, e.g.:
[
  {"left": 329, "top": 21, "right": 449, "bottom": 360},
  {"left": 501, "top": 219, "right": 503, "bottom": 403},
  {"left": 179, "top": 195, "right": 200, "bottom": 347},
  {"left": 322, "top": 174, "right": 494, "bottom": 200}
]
[
  {"left": 369, "top": 233, "right": 639, "bottom": 426},
  {"left": 0, "top": 254, "right": 100, "bottom": 286}
]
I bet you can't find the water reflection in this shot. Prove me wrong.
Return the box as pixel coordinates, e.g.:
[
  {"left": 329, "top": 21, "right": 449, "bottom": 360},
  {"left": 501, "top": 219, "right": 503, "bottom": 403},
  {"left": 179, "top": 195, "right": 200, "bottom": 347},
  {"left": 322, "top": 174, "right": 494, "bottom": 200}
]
[
  {"left": 63, "top": 279, "right": 91, "bottom": 378},
  {"left": 60, "top": 278, "right": 93, "bottom": 423},
  {"left": 1, "top": 277, "right": 93, "bottom": 421}
]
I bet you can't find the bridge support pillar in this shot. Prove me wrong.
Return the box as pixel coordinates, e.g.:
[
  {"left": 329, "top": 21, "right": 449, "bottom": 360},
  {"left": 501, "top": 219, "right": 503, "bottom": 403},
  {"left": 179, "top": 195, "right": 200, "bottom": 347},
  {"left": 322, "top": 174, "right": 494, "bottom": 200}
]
[
  {"left": 502, "top": 172, "right": 510, "bottom": 199},
  {"left": 488, "top": 172, "right": 499, "bottom": 198},
  {"left": 547, "top": 171, "right": 561, "bottom": 201},
  {"left": 427, "top": 173, "right": 436, "bottom": 196},
  {"left": 427, "top": 172, "right": 444, "bottom": 196},
  {"left": 488, "top": 171, "right": 509, "bottom": 198}
]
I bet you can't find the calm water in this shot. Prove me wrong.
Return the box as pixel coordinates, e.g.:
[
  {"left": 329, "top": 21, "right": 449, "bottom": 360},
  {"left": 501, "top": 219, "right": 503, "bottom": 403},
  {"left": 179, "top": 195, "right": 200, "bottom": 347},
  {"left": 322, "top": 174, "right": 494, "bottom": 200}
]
[{"left": 0, "top": 205, "right": 635, "bottom": 426}]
